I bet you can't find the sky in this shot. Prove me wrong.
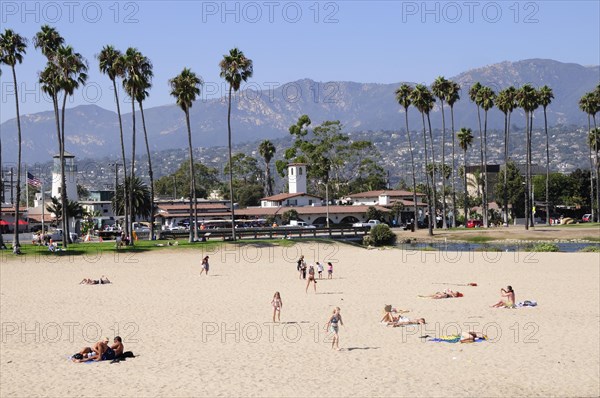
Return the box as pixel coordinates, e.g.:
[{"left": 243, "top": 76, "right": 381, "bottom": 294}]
[{"left": 1, "top": 0, "right": 599, "bottom": 123}]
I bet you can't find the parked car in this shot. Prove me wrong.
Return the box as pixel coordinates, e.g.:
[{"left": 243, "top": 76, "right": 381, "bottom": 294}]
[
  {"left": 352, "top": 220, "right": 382, "bottom": 228},
  {"left": 466, "top": 219, "right": 483, "bottom": 228},
  {"left": 581, "top": 214, "right": 593, "bottom": 222},
  {"left": 34, "top": 229, "right": 78, "bottom": 242}
]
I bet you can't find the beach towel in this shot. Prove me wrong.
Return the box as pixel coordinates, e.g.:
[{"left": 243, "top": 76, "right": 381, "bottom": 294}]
[
  {"left": 517, "top": 300, "right": 538, "bottom": 307},
  {"left": 428, "top": 335, "right": 487, "bottom": 343}
]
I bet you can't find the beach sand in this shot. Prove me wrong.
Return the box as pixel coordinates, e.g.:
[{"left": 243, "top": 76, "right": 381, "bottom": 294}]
[{"left": 1, "top": 242, "right": 599, "bottom": 397}]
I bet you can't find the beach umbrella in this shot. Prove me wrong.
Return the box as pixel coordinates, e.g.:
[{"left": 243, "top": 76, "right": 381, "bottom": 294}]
[
  {"left": 15, "top": 219, "right": 28, "bottom": 225},
  {"left": 0, "top": 220, "right": 9, "bottom": 226}
]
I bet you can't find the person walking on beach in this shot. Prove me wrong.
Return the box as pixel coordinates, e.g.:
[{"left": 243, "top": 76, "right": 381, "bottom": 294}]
[
  {"left": 200, "top": 256, "right": 210, "bottom": 276},
  {"left": 297, "top": 255, "right": 305, "bottom": 279},
  {"left": 306, "top": 264, "right": 317, "bottom": 293},
  {"left": 271, "top": 291, "right": 283, "bottom": 322},
  {"left": 327, "top": 262, "right": 333, "bottom": 279},
  {"left": 316, "top": 262, "right": 324, "bottom": 279},
  {"left": 326, "top": 307, "right": 344, "bottom": 350},
  {"left": 491, "top": 285, "right": 515, "bottom": 308},
  {"left": 301, "top": 260, "right": 307, "bottom": 280}
]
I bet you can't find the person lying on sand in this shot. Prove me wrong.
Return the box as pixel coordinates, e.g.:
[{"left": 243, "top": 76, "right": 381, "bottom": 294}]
[
  {"left": 419, "top": 289, "right": 463, "bottom": 299},
  {"left": 389, "top": 317, "right": 426, "bottom": 327},
  {"left": 491, "top": 285, "right": 515, "bottom": 308},
  {"left": 79, "top": 276, "right": 111, "bottom": 285},
  {"left": 73, "top": 336, "right": 123, "bottom": 362},
  {"left": 380, "top": 306, "right": 410, "bottom": 323},
  {"left": 459, "top": 331, "right": 487, "bottom": 343}
]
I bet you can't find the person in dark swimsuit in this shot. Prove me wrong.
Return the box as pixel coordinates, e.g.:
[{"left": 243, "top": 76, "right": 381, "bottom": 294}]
[
  {"left": 326, "top": 307, "right": 344, "bottom": 350},
  {"left": 305, "top": 265, "right": 317, "bottom": 293}
]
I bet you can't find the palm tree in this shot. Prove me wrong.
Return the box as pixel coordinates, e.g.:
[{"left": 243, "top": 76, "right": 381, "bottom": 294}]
[
  {"left": 56, "top": 45, "right": 88, "bottom": 243},
  {"left": 395, "top": 84, "right": 419, "bottom": 229},
  {"left": 130, "top": 52, "right": 154, "bottom": 240},
  {"left": 469, "top": 82, "right": 484, "bottom": 222},
  {"left": 579, "top": 91, "right": 599, "bottom": 219},
  {"left": 219, "top": 48, "right": 253, "bottom": 241},
  {"left": 258, "top": 140, "right": 276, "bottom": 197},
  {"left": 112, "top": 176, "right": 152, "bottom": 222},
  {"left": 475, "top": 86, "right": 495, "bottom": 228},
  {"left": 496, "top": 87, "right": 517, "bottom": 225},
  {"left": 0, "top": 29, "right": 27, "bottom": 249},
  {"left": 457, "top": 128, "right": 474, "bottom": 225},
  {"left": 538, "top": 85, "right": 554, "bottom": 225},
  {"left": 446, "top": 81, "right": 460, "bottom": 227},
  {"left": 97, "top": 45, "right": 130, "bottom": 241},
  {"left": 432, "top": 76, "right": 451, "bottom": 228},
  {"left": 410, "top": 84, "right": 435, "bottom": 236},
  {"left": 590, "top": 128, "right": 600, "bottom": 214},
  {"left": 516, "top": 84, "right": 539, "bottom": 230},
  {"left": 169, "top": 68, "right": 202, "bottom": 243}
]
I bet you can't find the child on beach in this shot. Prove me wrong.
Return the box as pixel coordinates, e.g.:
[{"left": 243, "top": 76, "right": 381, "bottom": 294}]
[
  {"left": 326, "top": 307, "right": 344, "bottom": 350},
  {"left": 200, "top": 256, "right": 210, "bottom": 276},
  {"left": 316, "top": 262, "right": 324, "bottom": 279},
  {"left": 271, "top": 292, "right": 282, "bottom": 322},
  {"left": 327, "top": 262, "right": 333, "bottom": 279}
]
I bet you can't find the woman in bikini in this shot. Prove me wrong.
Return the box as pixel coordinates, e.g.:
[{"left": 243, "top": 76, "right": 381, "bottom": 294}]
[
  {"left": 491, "top": 285, "right": 515, "bottom": 308},
  {"left": 420, "top": 289, "right": 463, "bottom": 299},
  {"left": 271, "top": 291, "right": 283, "bottom": 322},
  {"left": 306, "top": 264, "right": 317, "bottom": 293},
  {"left": 326, "top": 307, "right": 344, "bottom": 350},
  {"left": 200, "top": 256, "right": 210, "bottom": 276},
  {"left": 79, "top": 276, "right": 111, "bottom": 285}
]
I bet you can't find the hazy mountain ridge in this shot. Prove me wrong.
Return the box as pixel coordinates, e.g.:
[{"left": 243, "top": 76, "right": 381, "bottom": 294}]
[{"left": 1, "top": 59, "right": 598, "bottom": 164}]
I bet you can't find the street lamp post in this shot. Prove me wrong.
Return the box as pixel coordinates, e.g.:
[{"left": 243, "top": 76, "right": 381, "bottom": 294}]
[{"left": 325, "top": 182, "right": 330, "bottom": 228}]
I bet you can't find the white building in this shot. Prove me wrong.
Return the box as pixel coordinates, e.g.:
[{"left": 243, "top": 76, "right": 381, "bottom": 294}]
[{"left": 51, "top": 151, "right": 78, "bottom": 202}]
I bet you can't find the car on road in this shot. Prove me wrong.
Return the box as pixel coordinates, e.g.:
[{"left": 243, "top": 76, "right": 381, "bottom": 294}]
[
  {"left": 466, "top": 219, "right": 483, "bottom": 228},
  {"left": 581, "top": 214, "right": 593, "bottom": 222},
  {"left": 352, "top": 220, "right": 382, "bottom": 228}
]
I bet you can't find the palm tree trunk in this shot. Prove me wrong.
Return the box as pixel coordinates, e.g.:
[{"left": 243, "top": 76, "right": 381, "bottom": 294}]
[
  {"left": 112, "top": 78, "right": 129, "bottom": 240},
  {"left": 588, "top": 116, "right": 594, "bottom": 221},
  {"left": 185, "top": 110, "right": 196, "bottom": 243},
  {"left": 593, "top": 116, "right": 599, "bottom": 222},
  {"left": 139, "top": 101, "right": 156, "bottom": 240},
  {"left": 475, "top": 106, "right": 486, "bottom": 228},
  {"left": 405, "top": 109, "right": 419, "bottom": 230},
  {"left": 440, "top": 100, "right": 447, "bottom": 229},
  {"left": 129, "top": 99, "right": 136, "bottom": 245},
  {"left": 450, "top": 106, "right": 457, "bottom": 228},
  {"left": 0, "top": 121, "right": 4, "bottom": 248},
  {"left": 50, "top": 94, "right": 61, "bottom": 233},
  {"left": 483, "top": 110, "right": 489, "bottom": 228},
  {"left": 528, "top": 113, "right": 534, "bottom": 227},
  {"left": 227, "top": 85, "right": 237, "bottom": 240},
  {"left": 60, "top": 93, "right": 69, "bottom": 247},
  {"left": 524, "top": 112, "right": 530, "bottom": 230},
  {"left": 11, "top": 66, "right": 22, "bottom": 248},
  {"left": 421, "top": 112, "right": 433, "bottom": 236},
  {"left": 544, "top": 106, "right": 550, "bottom": 225},
  {"left": 502, "top": 112, "right": 509, "bottom": 226},
  {"left": 265, "top": 160, "right": 272, "bottom": 197},
  {"left": 464, "top": 149, "right": 469, "bottom": 225},
  {"left": 426, "top": 113, "right": 437, "bottom": 229}
]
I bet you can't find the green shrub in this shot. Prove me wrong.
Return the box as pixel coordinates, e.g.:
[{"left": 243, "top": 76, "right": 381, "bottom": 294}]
[
  {"left": 530, "top": 242, "right": 560, "bottom": 252},
  {"left": 364, "top": 224, "right": 396, "bottom": 246},
  {"left": 579, "top": 245, "right": 600, "bottom": 253}
]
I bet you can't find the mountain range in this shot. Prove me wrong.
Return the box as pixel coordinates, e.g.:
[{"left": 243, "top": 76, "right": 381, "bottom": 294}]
[{"left": 1, "top": 59, "right": 598, "bottom": 164}]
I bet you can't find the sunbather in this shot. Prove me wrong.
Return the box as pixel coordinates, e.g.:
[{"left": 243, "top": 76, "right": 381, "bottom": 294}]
[
  {"left": 79, "top": 276, "right": 111, "bottom": 285},
  {"left": 73, "top": 336, "right": 123, "bottom": 362},
  {"left": 390, "top": 317, "right": 426, "bottom": 327},
  {"left": 491, "top": 285, "right": 515, "bottom": 308},
  {"left": 420, "top": 289, "right": 463, "bottom": 299},
  {"left": 459, "top": 331, "right": 487, "bottom": 343}
]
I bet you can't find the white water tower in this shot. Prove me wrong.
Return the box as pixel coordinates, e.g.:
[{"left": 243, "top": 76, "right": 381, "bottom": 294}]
[
  {"left": 51, "top": 151, "right": 78, "bottom": 202},
  {"left": 288, "top": 163, "right": 307, "bottom": 194}
]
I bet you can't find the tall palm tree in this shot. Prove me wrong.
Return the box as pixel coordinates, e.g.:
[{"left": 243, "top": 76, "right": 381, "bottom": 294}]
[
  {"left": 457, "top": 128, "right": 474, "bottom": 225},
  {"left": 590, "top": 128, "right": 600, "bottom": 218},
  {"left": 579, "top": 91, "right": 599, "bottom": 219},
  {"left": 0, "top": 29, "right": 27, "bottom": 249},
  {"left": 538, "top": 85, "right": 554, "bottom": 225},
  {"left": 496, "top": 87, "right": 517, "bottom": 226},
  {"left": 516, "top": 84, "right": 539, "bottom": 230},
  {"left": 258, "top": 140, "right": 276, "bottom": 197},
  {"left": 431, "top": 76, "right": 451, "bottom": 228},
  {"left": 475, "top": 86, "right": 495, "bottom": 228},
  {"left": 410, "top": 84, "right": 435, "bottom": 236},
  {"left": 56, "top": 45, "right": 87, "bottom": 243},
  {"left": 446, "top": 81, "right": 460, "bottom": 227},
  {"left": 469, "top": 82, "right": 484, "bottom": 222},
  {"left": 0, "top": 68, "right": 3, "bottom": 249},
  {"left": 219, "top": 48, "right": 253, "bottom": 241},
  {"left": 32, "top": 25, "right": 63, "bottom": 60},
  {"left": 169, "top": 68, "right": 202, "bottom": 243},
  {"left": 97, "top": 45, "right": 130, "bottom": 241},
  {"left": 395, "top": 83, "right": 419, "bottom": 229}
]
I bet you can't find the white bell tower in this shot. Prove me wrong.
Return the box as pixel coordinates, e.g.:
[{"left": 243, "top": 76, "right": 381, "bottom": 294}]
[
  {"left": 51, "top": 151, "right": 78, "bottom": 202},
  {"left": 288, "top": 163, "right": 307, "bottom": 194}
]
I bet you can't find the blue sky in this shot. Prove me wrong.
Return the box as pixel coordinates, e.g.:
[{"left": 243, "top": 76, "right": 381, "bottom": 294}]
[{"left": 1, "top": 0, "right": 599, "bottom": 122}]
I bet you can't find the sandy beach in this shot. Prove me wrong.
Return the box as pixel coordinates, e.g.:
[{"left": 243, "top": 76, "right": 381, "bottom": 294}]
[{"left": 1, "top": 242, "right": 599, "bottom": 397}]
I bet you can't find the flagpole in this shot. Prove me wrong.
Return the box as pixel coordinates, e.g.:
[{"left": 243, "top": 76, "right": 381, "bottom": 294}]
[{"left": 25, "top": 165, "right": 29, "bottom": 227}]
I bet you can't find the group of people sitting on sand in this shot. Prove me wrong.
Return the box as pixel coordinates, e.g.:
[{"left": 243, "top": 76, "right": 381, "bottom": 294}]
[{"left": 72, "top": 336, "right": 123, "bottom": 362}]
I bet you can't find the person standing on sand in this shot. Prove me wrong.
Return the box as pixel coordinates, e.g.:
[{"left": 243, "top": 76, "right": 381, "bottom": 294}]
[
  {"left": 327, "top": 262, "right": 333, "bottom": 279},
  {"left": 491, "top": 285, "right": 515, "bottom": 308},
  {"left": 271, "top": 291, "right": 283, "bottom": 322},
  {"left": 326, "top": 307, "right": 344, "bottom": 350},
  {"left": 306, "top": 264, "right": 317, "bottom": 293},
  {"left": 297, "top": 255, "right": 304, "bottom": 279},
  {"left": 317, "top": 262, "right": 324, "bottom": 279},
  {"left": 301, "top": 259, "right": 307, "bottom": 280},
  {"left": 200, "top": 256, "right": 210, "bottom": 276}
]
